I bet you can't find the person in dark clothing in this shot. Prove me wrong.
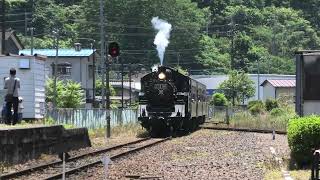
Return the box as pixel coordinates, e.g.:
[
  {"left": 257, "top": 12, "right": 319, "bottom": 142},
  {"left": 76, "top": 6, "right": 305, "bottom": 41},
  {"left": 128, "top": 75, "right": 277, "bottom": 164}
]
[{"left": 4, "top": 68, "right": 20, "bottom": 125}]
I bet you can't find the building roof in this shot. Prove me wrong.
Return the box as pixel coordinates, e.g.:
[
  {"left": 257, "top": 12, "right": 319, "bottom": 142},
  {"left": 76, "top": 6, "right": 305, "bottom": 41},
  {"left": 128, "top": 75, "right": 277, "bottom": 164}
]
[
  {"left": 0, "top": 54, "right": 47, "bottom": 61},
  {"left": 0, "top": 29, "right": 24, "bottom": 53},
  {"left": 194, "top": 74, "right": 295, "bottom": 90},
  {"left": 260, "top": 79, "right": 296, "bottom": 88},
  {"left": 19, "top": 49, "right": 94, "bottom": 57}
]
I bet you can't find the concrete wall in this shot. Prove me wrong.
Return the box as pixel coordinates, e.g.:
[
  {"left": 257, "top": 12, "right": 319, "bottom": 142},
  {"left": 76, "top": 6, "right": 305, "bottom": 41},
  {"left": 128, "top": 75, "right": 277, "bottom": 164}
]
[
  {"left": 303, "top": 101, "right": 320, "bottom": 115},
  {"left": 0, "top": 125, "right": 91, "bottom": 164},
  {"left": 276, "top": 87, "right": 295, "bottom": 99}
]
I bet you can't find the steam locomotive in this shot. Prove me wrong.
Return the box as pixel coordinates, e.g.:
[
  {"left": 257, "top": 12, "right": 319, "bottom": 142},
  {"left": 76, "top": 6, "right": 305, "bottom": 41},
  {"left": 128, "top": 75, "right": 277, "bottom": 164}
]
[{"left": 138, "top": 66, "right": 208, "bottom": 136}]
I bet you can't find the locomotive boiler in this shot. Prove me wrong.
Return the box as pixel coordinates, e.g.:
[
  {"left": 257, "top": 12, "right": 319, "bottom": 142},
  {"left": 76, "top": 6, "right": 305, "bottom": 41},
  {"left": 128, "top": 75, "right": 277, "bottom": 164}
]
[{"left": 138, "top": 66, "right": 208, "bottom": 137}]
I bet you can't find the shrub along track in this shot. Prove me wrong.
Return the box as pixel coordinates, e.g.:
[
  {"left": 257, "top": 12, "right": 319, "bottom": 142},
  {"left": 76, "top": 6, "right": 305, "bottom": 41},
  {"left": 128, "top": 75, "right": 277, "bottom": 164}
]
[{"left": 0, "top": 137, "right": 170, "bottom": 180}]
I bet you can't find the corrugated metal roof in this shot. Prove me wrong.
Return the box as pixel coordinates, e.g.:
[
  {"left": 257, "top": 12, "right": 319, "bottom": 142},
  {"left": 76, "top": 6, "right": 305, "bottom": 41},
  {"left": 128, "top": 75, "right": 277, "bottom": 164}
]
[
  {"left": 19, "top": 49, "right": 94, "bottom": 57},
  {"left": 261, "top": 79, "right": 296, "bottom": 87}
]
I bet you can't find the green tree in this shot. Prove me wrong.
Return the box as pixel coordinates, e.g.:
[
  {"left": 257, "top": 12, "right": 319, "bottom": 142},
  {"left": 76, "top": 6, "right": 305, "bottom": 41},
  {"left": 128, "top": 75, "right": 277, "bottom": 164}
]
[
  {"left": 95, "top": 78, "right": 116, "bottom": 97},
  {"left": 219, "top": 70, "right": 255, "bottom": 105},
  {"left": 196, "top": 35, "right": 230, "bottom": 74},
  {"left": 210, "top": 93, "right": 228, "bottom": 106},
  {"left": 45, "top": 79, "right": 85, "bottom": 108},
  {"left": 79, "top": 0, "right": 208, "bottom": 68},
  {"left": 233, "top": 32, "right": 253, "bottom": 71},
  {"left": 290, "top": 0, "right": 320, "bottom": 28}
]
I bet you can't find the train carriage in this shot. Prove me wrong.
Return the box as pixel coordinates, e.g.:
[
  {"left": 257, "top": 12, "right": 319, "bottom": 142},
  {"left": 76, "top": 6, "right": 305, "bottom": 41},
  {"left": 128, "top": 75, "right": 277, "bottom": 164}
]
[{"left": 138, "top": 66, "right": 208, "bottom": 136}]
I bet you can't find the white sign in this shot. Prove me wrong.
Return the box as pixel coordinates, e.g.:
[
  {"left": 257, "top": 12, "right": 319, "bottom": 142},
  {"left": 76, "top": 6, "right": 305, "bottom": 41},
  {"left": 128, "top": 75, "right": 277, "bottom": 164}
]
[
  {"left": 19, "top": 59, "right": 30, "bottom": 69},
  {"left": 101, "top": 156, "right": 112, "bottom": 179}
]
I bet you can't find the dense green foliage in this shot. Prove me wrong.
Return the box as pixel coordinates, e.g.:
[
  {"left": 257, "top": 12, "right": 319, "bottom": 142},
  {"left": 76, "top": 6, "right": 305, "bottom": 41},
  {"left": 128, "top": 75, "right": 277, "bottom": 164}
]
[
  {"left": 95, "top": 78, "right": 116, "bottom": 97},
  {"left": 219, "top": 70, "right": 255, "bottom": 105},
  {"left": 265, "top": 98, "right": 279, "bottom": 111},
  {"left": 248, "top": 100, "right": 264, "bottom": 115},
  {"left": 288, "top": 116, "right": 320, "bottom": 167},
  {"left": 270, "top": 107, "right": 283, "bottom": 116},
  {"left": 5, "top": 0, "right": 320, "bottom": 74},
  {"left": 45, "top": 78, "right": 85, "bottom": 108},
  {"left": 210, "top": 93, "right": 228, "bottom": 106}
]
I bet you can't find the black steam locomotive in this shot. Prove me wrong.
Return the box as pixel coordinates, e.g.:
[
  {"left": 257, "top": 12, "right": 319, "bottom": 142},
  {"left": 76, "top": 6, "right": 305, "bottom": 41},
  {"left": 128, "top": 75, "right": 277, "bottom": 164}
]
[{"left": 138, "top": 66, "right": 208, "bottom": 136}]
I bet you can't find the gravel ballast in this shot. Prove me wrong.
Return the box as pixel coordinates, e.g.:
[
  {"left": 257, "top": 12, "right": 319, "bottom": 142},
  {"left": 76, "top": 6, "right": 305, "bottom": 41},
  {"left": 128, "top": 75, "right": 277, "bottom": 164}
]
[{"left": 71, "top": 129, "right": 290, "bottom": 180}]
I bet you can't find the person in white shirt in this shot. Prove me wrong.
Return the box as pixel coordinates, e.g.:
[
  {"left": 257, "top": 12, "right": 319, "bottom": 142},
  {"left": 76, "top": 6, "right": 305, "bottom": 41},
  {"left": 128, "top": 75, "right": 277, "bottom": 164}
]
[{"left": 4, "top": 68, "right": 20, "bottom": 125}]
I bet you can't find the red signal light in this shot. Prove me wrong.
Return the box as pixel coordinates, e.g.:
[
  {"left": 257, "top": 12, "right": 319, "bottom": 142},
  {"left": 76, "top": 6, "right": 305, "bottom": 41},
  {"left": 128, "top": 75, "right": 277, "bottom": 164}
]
[{"left": 108, "top": 42, "right": 120, "bottom": 57}]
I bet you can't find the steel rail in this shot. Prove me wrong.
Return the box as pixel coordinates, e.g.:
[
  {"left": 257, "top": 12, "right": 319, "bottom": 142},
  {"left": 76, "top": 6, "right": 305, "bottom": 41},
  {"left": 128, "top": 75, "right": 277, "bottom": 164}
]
[
  {"left": 44, "top": 138, "right": 170, "bottom": 180},
  {"left": 0, "top": 138, "right": 150, "bottom": 179}
]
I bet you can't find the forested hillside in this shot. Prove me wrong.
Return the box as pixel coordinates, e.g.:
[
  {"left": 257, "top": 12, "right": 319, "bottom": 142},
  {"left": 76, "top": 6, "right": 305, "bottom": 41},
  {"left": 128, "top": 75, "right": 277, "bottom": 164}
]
[{"left": 4, "top": 0, "right": 320, "bottom": 75}]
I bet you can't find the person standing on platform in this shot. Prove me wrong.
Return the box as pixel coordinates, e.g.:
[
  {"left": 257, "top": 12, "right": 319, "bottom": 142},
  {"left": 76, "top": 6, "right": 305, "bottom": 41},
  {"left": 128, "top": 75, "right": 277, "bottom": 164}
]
[{"left": 4, "top": 68, "right": 20, "bottom": 125}]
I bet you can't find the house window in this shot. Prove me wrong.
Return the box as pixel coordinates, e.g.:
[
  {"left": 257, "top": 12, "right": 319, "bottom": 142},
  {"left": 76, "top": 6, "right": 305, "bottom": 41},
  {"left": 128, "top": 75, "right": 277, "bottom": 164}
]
[{"left": 57, "top": 63, "right": 72, "bottom": 76}]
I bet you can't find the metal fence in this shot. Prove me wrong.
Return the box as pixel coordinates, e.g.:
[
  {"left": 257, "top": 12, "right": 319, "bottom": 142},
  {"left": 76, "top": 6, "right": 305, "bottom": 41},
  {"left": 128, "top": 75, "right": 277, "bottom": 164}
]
[
  {"left": 46, "top": 108, "right": 138, "bottom": 129},
  {"left": 207, "top": 106, "right": 247, "bottom": 123},
  {"left": 207, "top": 105, "right": 288, "bottom": 132}
]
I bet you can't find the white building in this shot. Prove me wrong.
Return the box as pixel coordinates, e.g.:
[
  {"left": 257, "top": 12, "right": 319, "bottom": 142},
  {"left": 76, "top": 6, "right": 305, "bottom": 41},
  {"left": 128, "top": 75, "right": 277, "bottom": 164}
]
[
  {"left": 260, "top": 79, "right": 295, "bottom": 101},
  {"left": 19, "top": 48, "right": 96, "bottom": 103},
  {"left": 0, "top": 54, "right": 46, "bottom": 119},
  {"left": 192, "top": 74, "right": 295, "bottom": 103}
]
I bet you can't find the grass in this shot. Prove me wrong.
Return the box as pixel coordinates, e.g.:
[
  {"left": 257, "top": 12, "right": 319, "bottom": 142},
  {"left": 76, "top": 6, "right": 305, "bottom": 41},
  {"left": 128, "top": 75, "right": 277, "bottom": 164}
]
[
  {"left": 0, "top": 118, "right": 76, "bottom": 130},
  {"left": 263, "top": 155, "right": 310, "bottom": 180},
  {"left": 209, "top": 105, "right": 296, "bottom": 132},
  {"left": 0, "top": 120, "right": 44, "bottom": 129},
  {"left": 88, "top": 123, "right": 148, "bottom": 147},
  {"left": 290, "top": 170, "right": 310, "bottom": 180},
  {"left": 264, "top": 169, "right": 310, "bottom": 180},
  {"left": 88, "top": 122, "right": 148, "bottom": 139}
]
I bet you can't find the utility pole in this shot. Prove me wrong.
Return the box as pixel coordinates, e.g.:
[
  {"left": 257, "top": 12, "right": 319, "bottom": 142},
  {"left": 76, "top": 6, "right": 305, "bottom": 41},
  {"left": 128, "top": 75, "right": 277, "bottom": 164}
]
[
  {"left": 206, "top": 13, "right": 211, "bottom": 36},
  {"left": 53, "top": 30, "right": 59, "bottom": 108},
  {"left": 230, "top": 20, "right": 235, "bottom": 70},
  {"left": 24, "top": 10, "right": 28, "bottom": 36},
  {"left": 129, "top": 64, "right": 132, "bottom": 107},
  {"left": 100, "top": 0, "right": 111, "bottom": 138},
  {"left": 100, "top": 0, "right": 106, "bottom": 108},
  {"left": 1, "top": 0, "right": 6, "bottom": 55},
  {"left": 27, "top": 27, "right": 34, "bottom": 55},
  {"left": 177, "top": 52, "right": 180, "bottom": 66},
  {"left": 121, "top": 58, "right": 124, "bottom": 109},
  {"left": 91, "top": 42, "right": 96, "bottom": 107},
  {"left": 257, "top": 58, "right": 260, "bottom": 100}
]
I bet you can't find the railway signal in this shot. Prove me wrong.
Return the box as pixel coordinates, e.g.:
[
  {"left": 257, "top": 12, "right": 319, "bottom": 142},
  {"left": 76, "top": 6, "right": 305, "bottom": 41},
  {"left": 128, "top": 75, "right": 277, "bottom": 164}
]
[{"left": 108, "top": 42, "right": 120, "bottom": 57}]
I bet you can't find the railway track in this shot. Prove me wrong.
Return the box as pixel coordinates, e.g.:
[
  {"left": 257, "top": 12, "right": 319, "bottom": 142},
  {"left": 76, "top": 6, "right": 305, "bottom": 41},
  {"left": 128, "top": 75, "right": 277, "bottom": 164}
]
[
  {"left": 1, "top": 137, "right": 170, "bottom": 180},
  {"left": 201, "top": 125, "right": 287, "bottom": 134}
]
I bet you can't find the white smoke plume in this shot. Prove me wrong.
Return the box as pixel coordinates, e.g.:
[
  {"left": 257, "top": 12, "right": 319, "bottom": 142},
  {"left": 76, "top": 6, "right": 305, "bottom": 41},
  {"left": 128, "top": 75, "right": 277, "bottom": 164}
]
[{"left": 151, "top": 17, "right": 172, "bottom": 65}]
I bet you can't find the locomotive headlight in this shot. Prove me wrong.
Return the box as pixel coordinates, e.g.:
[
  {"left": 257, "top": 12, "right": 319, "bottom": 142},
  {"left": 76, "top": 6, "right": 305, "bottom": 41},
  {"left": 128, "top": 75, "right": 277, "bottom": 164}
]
[{"left": 158, "top": 72, "right": 166, "bottom": 80}]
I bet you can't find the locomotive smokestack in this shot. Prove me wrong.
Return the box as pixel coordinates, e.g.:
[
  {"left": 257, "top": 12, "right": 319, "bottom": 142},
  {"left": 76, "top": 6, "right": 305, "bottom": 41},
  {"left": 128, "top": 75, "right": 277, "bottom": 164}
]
[{"left": 151, "top": 17, "right": 172, "bottom": 66}]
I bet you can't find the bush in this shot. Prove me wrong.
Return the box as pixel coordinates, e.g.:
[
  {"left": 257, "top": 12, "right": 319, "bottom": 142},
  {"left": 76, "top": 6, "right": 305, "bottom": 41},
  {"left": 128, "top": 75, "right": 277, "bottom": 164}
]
[
  {"left": 287, "top": 116, "right": 320, "bottom": 167},
  {"left": 210, "top": 93, "right": 227, "bottom": 106},
  {"left": 248, "top": 100, "right": 265, "bottom": 115},
  {"left": 45, "top": 79, "right": 85, "bottom": 108},
  {"left": 248, "top": 100, "right": 263, "bottom": 109},
  {"left": 265, "top": 99, "right": 279, "bottom": 111},
  {"left": 270, "top": 108, "right": 283, "bottom": 116}
]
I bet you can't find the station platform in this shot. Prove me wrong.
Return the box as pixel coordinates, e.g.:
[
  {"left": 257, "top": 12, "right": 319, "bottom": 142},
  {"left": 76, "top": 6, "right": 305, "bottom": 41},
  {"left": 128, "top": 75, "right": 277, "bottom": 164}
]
[{"left": 0, "top": 125, "right": 91, "bottom": 164}]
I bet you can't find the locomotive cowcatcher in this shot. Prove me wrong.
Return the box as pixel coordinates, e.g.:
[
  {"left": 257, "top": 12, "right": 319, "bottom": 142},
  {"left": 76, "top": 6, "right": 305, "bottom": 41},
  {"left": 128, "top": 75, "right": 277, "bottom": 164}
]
[{"left": 138, "top": 66, "right": 208, "bottom": 137}]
